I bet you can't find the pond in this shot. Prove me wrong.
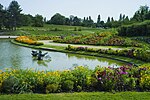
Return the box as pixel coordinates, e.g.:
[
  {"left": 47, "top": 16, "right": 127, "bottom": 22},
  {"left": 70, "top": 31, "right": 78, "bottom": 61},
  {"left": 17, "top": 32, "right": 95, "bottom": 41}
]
[{"left": 0, "top": 39, "right": 127, "bottom": 71}]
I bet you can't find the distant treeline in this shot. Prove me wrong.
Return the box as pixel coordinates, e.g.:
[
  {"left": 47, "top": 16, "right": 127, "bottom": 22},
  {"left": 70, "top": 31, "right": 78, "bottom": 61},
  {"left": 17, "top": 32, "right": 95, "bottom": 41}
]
[{"left": 0, "top": 1, "right": 150, "bottom": 31}]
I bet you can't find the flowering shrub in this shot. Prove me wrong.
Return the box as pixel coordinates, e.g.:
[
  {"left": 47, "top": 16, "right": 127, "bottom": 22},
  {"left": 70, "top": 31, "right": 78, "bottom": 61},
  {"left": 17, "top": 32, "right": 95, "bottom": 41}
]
[
  {"left": 15, "top": 36, "right": 44, "bottom": 46},
  {"left": 54, "top": 32, "right": 143, "bottom": 47},
  {"left": 139, "top": 64, "right": 150, "bottom": 91},
  {"left": 0, "top": 64, "right": 149, "bottom": 94},
  {"left": 66, "top": 45, "right": 150, "bottom": 62}
]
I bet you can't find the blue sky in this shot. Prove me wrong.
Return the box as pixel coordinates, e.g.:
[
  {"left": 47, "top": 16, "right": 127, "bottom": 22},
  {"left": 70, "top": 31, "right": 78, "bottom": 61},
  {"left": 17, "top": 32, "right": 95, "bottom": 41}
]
[{"left": 1, "top": 0, "right": 150, "bottom": 22}]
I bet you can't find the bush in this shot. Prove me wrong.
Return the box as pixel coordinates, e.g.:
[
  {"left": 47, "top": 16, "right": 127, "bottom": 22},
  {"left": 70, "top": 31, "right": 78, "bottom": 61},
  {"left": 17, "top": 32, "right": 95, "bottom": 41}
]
[
  {"left": 139, "top": 64, "right": 150, "bottom": 91},
  {"left": 118, "top": 20, "right": 150, "bottom": 36},
  {"left": 61, "top": 80, "right": 74, "bottom": 92},
  {"left": 46, "top": 84, "right": 59, "bottom": 93},
  {"left": 66, "top": 45, "right": 150, "bottom": 62},
  {"left": 15, "top": 36, "right": 44, "bottom": 46},
  {"left": 0, "top": 65, "right": 149, "bottom": 94}
]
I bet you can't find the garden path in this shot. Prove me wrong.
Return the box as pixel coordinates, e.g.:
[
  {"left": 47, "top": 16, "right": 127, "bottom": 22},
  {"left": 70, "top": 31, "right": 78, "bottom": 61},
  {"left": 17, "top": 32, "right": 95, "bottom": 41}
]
[
  {"left": 0, "top": 36, "right": 18, "bottom": 38},
  {"left": 39, "top": 40, "right": 130, "bottom": 50}
]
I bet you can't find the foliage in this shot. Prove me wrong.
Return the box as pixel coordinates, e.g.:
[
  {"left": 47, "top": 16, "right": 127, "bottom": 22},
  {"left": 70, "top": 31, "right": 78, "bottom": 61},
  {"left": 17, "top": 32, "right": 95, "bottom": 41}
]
[
  {"left": 118, "top": 20, "right": 150, "bottom": 36},
  {"left": 66, "top": 45, "right": 150, "bottom": 62},
  {"left": 32, "top": 14, "right": 44, "bottom": 27},
  {"left": 15, "top": 36, "right": 44, "bottom": 46},
  {"left": 0, "top": 64, "right": 150, "bottom": 94},
  {"left": 46, "top": 84, "right": 59, "bottom": 93},
  {"left": 54, "top": 32, "right": 143, "bottom": 47},
  {"left": 49, "top": 13, "right": 66, "bottom": 25},
  {"left": 61, "top": 80, "right": 74, "bottom": 92},
  {"left": 139, "top": 64, "right": 150, "bottom": 91}
]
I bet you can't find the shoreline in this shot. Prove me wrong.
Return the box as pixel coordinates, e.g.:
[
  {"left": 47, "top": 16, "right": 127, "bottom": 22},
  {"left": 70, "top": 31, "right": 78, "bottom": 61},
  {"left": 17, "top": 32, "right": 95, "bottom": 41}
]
[{"left": 11, "top": 40, "right": 145, "bottom": 66}]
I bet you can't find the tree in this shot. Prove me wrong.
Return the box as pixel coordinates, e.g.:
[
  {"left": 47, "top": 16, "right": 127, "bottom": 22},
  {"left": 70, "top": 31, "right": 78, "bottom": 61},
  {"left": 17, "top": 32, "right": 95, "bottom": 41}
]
[
  {"left": 131, "top": 5, "right": 149, "bottom": 22},
  {"left": 84, "top": 16, "right": 94, "bottom": 27},
  {"left": 119, "top": 14, "right": 123, "bottom": 22},
  {"left": 20, "top": 14, "right": 33, "bottom": 26},
  {"left": 43, "top": 17, "right": 46, "bottom": 23},
  {"left": 65, "top": 18, "right": 70, "bottom": 25},
  {"left": 72, "top": 16, "right": 81, "bottom": 26},
  {"left": 0, "top": 4, "right": 4, "bottom": 30},
  {"left": 105, "top": 17, "right": 112, "bottom": 28},
  {"left": 50, "top": 13, "right": 65, "bottom": 25},
  {"left": 96, "top": 14, "right": 101, "bottom": 27},
  {"left": 32, "top": 14, "right": 44, "bottom": 27},
  {"left": 7, "top": 0, "right": 22, "bottom": 30},
  {"left": 111, "top": 17, "right": 114, "bottom": 22}
]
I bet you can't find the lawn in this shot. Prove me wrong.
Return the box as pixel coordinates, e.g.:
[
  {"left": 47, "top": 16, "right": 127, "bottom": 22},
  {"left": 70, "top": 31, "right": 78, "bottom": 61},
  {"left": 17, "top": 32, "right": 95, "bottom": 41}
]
[
  {"left": 0, "top": 92, "right": 150, "bottom": 100},
  {"left": 2, "top": 24, "right": 116, "bottom": 37}
]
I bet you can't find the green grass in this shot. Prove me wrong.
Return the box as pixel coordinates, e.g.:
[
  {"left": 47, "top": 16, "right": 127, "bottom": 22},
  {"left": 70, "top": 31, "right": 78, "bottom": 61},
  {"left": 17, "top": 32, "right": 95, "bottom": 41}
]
[
  {"left": 43, "top": 44, "right": 66, "bottom": 50},
  {"left": 0, "top": 92, "right": 150, "bottom": 100},
  {"left": 2, "top": 24, "right": 117, "bottom": 37}
]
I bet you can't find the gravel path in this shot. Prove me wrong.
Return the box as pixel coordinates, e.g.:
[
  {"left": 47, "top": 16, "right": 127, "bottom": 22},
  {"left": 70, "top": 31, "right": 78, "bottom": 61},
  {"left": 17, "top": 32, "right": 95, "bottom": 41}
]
[
  {"left": 39, "top": 40, "right": 126, "bottom": 50},
  {"left": 0, "top": 36, "right": 18, "bottom": 39}
]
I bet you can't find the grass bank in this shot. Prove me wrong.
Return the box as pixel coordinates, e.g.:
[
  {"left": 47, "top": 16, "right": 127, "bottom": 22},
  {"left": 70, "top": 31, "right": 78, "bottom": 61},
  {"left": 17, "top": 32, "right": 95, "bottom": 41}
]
[{"left": 0, "top": 92, "right": 150, "bottom": 100}]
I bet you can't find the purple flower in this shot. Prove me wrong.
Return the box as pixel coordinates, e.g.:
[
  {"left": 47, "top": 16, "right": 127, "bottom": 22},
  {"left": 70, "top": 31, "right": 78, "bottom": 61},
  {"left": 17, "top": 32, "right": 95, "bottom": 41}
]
[
  {"left": 98, "top": 77, "right": 102, "bottom": 80},
  {"left": 121, "top": 71, "right": 128, "bottom": 75}
]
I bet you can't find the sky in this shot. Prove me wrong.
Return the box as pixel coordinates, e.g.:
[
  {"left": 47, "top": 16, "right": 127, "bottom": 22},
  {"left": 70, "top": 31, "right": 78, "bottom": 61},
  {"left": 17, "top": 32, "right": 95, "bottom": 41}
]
[{"left": 1, "top": 0, "right": 150, "bottom": 22}]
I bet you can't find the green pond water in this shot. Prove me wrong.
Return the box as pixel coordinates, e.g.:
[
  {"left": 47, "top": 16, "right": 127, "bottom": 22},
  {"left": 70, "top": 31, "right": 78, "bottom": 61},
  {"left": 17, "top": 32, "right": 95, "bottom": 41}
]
[{"left": 0, "top": 39, "right": 127, "bottom": 71}]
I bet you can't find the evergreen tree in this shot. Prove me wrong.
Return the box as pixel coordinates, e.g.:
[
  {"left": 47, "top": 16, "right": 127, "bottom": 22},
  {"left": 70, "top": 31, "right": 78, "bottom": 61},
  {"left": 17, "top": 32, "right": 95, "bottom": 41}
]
[
  {"left": 7, "top": 0, "right": 22, "bottom": 30},
  {"left": 131, "top": 5, "right": 149, "bottom": 22},
  {"left": 72, "top": 16, "right": 81, "bottom": 26},
  {"left": 111, "top": 17, "right": 114, "bottom": 22},
  {"left": 119, "top": 14, "right": 123, "bottom": 21},
  {"left": 96, "top": 14, "right": 101, "bottom": 27},
  {"left": 0, "top": 4, "right": 4, "bottom": 30},
  {"left": 105, "top": 17, "right": 112, "bottom": 28}
]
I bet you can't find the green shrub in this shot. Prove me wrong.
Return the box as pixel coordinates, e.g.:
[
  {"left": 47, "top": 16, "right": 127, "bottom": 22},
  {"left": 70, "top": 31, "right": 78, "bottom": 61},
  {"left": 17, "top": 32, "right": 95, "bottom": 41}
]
[
  {"left": 74, "top": 27, "right": 77, "bottom": 31},
  {"left": 78, "top": 27, "right": 82, "bottom": 31},
  {"left": 0, "top": 64, "right": 149, "bottom": 94},
  {"left": 118, "top": 20, "right": 150, "bottom": 36},
  {"left": 46, "top": 84, "right": 59, "bottom": 93},
  {"left": 2, "top": 76, "right": 17, "bottom": 94},
  {"left": 66, "top": 45, "right": 150, "bottom": 62},
  {"left": 61, "top": 80, "right": 74, "bottom": 92},
  {"left": 35, "top": 42, "right": 44, "bottom": 46}
]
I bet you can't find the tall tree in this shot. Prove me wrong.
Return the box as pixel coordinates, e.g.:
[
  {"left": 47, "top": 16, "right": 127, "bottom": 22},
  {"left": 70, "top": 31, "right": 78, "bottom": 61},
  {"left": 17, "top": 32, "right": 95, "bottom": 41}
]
[
  {"left": 96, "top": 14, "right": 101, "bottom": 27},
  {"left": 97, "top": 15, "right": 101, "bottom": 23},
  {"left": 72, "top": 16, "right": 81, "bottom": 26},
  {"left": 50, "top": 13, "right": 65, "bottom": 25},
  {"left": 7, "top": 0, "right": 22, "bottom": 30},
  {"left": 0, "top": 4, "right": 4, "bottom": 30},
  {"left": 20, "top": 14, "right": 33, "bottom": 26},
  {"left": 119, "top": 14, "right": 123, "bottom": 21},
  {"left": 105, "top": 17, "right": 112, "bottom": 28},
  {"left": 131, "top": 5, "right": 149, "bottom": 22},
  {"left": 87, "top": 16, "right": 94, "bottom": 27},
  {"left": 32, "top": 14, "right": 44, "bottom": 27}
]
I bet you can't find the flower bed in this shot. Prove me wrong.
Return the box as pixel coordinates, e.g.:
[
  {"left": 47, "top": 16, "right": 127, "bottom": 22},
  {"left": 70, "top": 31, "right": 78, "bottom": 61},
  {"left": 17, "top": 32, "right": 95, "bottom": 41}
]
[
  {"left": 0, "top": 64, "right": 150, "bottom": 94},
  {"left": 53, "top": 32, "right": 143, "bottom": 47},
  {"left": 66, "top": 45, "right": 150, "bottom": 62},
  {"left": 15, "top": 36, "right": 43, "bottom": 46}
]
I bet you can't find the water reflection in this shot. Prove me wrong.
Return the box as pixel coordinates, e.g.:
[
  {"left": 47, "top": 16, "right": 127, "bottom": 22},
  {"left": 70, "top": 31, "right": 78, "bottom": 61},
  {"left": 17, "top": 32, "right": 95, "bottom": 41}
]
[
  {"left": 0, "top": 39, "right": 127, "bottom": 71},
  {"left": 32, "top": 55, "right": 51, "bottom": 67},
  {"left": 66, "top": 53, "right": 124, "bottom": 68}
]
